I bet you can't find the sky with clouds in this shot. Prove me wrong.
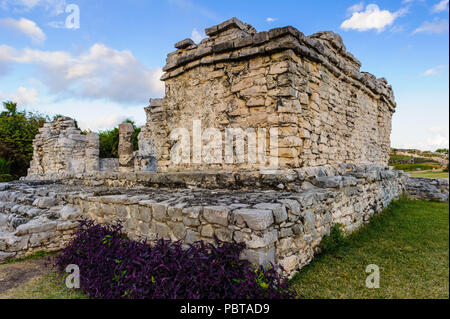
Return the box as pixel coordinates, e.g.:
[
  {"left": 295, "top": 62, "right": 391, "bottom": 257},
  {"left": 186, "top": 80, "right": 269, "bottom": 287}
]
[{"left": 0, "top": 0, "right": 448, "bottom": 151}]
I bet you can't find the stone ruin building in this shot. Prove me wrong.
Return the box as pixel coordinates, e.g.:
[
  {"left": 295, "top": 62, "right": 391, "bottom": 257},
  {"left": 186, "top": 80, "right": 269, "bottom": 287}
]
[{"left": 1, "top": 18, "right": 448, "bottom": 275}]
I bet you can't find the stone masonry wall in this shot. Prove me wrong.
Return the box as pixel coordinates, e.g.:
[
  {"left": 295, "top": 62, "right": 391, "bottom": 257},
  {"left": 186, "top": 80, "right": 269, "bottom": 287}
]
[
  {"left": 1, "top": 164, "right": 407, "bottom": 275},
  {"left": 141, "top": 18, "right": 396, "bottom": 172},
  {"left": 28, "top": 117, "right": 101, "bottom": 176}
]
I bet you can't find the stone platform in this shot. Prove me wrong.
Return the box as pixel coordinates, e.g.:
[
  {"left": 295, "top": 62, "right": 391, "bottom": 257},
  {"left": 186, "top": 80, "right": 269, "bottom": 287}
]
[{"left": 2, "top": 164, "right": 412, "bottom": 276}]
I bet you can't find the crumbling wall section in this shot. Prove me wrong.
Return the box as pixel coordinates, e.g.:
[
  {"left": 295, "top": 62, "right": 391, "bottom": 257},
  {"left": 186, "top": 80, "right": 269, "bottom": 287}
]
[{"left": 28, "top": 117, "right": 93, "bottom": 176}]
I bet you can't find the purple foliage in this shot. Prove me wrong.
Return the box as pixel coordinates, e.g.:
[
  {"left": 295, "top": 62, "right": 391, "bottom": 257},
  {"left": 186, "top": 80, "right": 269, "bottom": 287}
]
[{"left": 54, "top": 220, "right": 296, "bottom": 299}]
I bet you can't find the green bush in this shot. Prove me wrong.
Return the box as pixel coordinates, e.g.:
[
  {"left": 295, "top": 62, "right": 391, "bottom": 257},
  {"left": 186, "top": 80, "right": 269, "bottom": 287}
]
[
  {"left": 393, "top": 163, "right": 440, "bottom": 172},
  {"left": 0, "top": 101, "right": 48, "bottom": 177},
  {"left": 321, "top": 224, "right": 349, "bottom": 254},
  {"left": 389, "top": 154, "right": 413, "bottom": 164},
  {"left": 0, "top": 157, "right": 11, "bottom": 174},
  {"left": 0, "top": 174, "right": 14, "bottom": 182}
]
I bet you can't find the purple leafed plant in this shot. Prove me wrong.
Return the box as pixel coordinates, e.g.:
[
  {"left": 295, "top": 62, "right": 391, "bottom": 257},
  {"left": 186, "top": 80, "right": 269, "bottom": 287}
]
[{"left": 54, "top": 220, "right": 296, "bottom": 299}]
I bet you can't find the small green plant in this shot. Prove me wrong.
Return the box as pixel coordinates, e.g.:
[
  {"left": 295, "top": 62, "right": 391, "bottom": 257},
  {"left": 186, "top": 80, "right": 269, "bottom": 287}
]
[
  {"left": 321, "top": 224, "right": 348, "bottom": 254},
  {"left": 0, "top": 157, "right": 11, "bottom": 174}
]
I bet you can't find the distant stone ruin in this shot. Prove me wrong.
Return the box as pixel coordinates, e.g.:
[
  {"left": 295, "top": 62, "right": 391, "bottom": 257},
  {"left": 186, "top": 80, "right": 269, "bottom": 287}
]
[{"left": 1, "top": 18, "right": 448, "bottom": 275}]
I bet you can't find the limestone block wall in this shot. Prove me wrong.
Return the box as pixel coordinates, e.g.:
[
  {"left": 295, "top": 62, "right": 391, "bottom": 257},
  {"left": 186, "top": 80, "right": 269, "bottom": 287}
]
[
  {"left": 0, "top": 184, "right": 79, "bottom": 262},
  {"left": 142, "top": 18, "right": 396, "bottom": 172},
  {"left": 28, "top": 117, "right": 103, "bottom": 177},
  {"left": 59, "top": 164, "right": 407, "bottom": 277}
]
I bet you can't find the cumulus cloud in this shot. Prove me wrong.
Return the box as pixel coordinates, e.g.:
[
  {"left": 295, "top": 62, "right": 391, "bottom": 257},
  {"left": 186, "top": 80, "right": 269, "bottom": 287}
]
[
  {"left": 413, "top": 18, "right": 449, "bottom": 34},
  {"left": 0, "top": 43, "right": 164, "bottom": 104},
  {"left": 432, "top": 0, "right": 449, "bottom": 13},
  {"left": 421, "top": 65, "right": 447, "bottom": 76},
  {"left": 0, "top": 86, "right": 39, "bottom": 106},
  {"left": 191, "top": 28, "right": 205, "bottom": 44},
  {"left": 266, "top": 17, "right": 277, "bottom": 23},
  {"left": 341, "top": 4, "right": 407, "bottom": 32},
  {"left": 0, "top": 17, "right": 46, "bottom": 44}
]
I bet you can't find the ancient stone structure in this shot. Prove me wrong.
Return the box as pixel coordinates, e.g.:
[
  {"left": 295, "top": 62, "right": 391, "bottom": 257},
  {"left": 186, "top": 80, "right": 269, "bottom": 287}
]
[
  {"left": 140, "top": 17, "right": 396, "bottom": 172},
  {"left": 1, "top": 19, "right": 447, "bottom": 275},
  {"left": 27, "top": 117, "right": 116, "bottom": 177}
]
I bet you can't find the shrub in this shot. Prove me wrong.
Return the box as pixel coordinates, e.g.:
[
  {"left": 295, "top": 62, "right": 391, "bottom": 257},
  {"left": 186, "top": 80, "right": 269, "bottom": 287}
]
[
  {"left": 54, "top": 220, "right": 296, "bottom": 299},
  {"left": 0, "top": 157, "right": 11, "bottom": 174},
  {"left": 321, "top": 224, "right": 348, "bottom": 254},
  {"left": 392, "top": 163, "right": 439, "bottom": 172},
  {"left": 444, "top": 163, "right": 449, "bottom": 173},
  {"left": 0, "top": 173, "right": 14, "bottom": 182},
  {"left": 0, "top": 101, "right": 48, "bottom": 177}
]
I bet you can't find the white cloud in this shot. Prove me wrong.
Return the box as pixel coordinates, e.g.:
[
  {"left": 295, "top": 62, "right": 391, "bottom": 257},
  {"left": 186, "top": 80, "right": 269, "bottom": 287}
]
[
  {"left": 421, "top": 65, "right": 447, "bottom": 76},
  {"left": 28, "top": 99, "right": 147, "bottom": 131},
  {"left": 266, "top": 17, "right": 277, "bottom": 23},
  {"left": 401, "top": 126, "right": 449, "bottom": 151},
  {"left": 0, "top": 86, "right": 39, "bottom": 106},
  {"left": 346, "top": 2, "right": 364, "bottom": 16},
  {"left": 191, "top": 28, "right": 205, "bottom": 44},
  {"left": 432, "top": 0, "right": 449, "bottom": 13},
  {"left": 341, "top": 4, "right": 407, "bottom": 32},
  {"left": 0, "top": 43, "right": 165, "bottom": 104},
  {"left": 1, "top": 0, "right": 67, "bottom": 15},
  {"left": 0, "top": 17, "right": 46, "bottom": 44},
  {"left": 413, "top": 18, "right": 449, "bottom": 34}
]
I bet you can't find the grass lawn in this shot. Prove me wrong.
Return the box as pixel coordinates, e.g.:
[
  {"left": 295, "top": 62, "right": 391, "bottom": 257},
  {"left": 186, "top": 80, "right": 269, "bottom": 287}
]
[
  {"left": 291, "top": 198, "right": 449, "bottom": 299},
  {"left": 409, "top": 170, "right": 449, "bottom": 179},
  {"left": 0, "top": 273, "right": 87, "bottom": 299}
]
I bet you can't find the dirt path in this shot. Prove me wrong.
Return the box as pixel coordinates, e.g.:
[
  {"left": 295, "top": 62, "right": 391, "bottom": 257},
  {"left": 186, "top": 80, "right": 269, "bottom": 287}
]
[{"left": 0, "top": 257, "right": 53, "bottom": 294}]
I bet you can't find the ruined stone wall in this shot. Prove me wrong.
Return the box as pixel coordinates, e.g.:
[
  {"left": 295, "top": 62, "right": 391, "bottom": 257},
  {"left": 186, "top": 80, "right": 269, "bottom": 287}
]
[
  {"left": 2, "top": 164, "right": 407, "bottom": 274},
  {"left": 27, "top": 117, "right": 102, "bottom": 177},
  {"left": 141, "top": 18, "right": 396, "bottom": 172}
]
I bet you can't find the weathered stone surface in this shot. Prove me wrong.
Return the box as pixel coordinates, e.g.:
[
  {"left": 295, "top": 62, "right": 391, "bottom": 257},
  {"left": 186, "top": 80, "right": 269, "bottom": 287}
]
[
  {"left": 233, "top": 209, "right": 274, "bottom": 230},
  {"left": 119, "top": 123, "right": 135, "bottom": 173},
  {"left": 254, "top": 203, "right": 287, "bottom": 223},
  {"left": 203, "top": 206, "right": 230, "bottom": 226},
  {"left": 60, "top": 205, "right": 81, "bottom": 220},
  {"left": 405, "top": 177, "right": 449, "bottom": 202}
]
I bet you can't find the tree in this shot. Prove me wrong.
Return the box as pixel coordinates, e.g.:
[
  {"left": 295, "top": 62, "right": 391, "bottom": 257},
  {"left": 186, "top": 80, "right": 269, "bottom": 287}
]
[
  {"left": 0, "top": 101, "right": 48, "bottom": 178},
  {"left": 1, "top": 101, "right": 18, "bottom": 116}
]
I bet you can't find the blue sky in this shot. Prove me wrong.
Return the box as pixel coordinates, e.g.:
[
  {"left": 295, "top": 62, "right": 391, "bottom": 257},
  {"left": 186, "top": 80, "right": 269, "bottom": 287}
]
[{"left": 0, "top": 0, "right": 448, "bottom": 151}]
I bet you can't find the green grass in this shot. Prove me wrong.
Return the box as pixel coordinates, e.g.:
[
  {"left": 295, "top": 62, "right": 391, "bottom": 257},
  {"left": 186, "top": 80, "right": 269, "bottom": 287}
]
[
  {"left": 3, "top": 251, "right": 52, "bottom": 265},
  {"left": 409, "top": 171, "right": 449, "bottom": 179},
  {"left": 0, "top": 273, "right": 88, "bottom": 299},
  {"left": 392, "top": 163, "right": 441, "bottom": 172},
  {"left": 291, "top": 198, "right": 449, "bottom": 299}
]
